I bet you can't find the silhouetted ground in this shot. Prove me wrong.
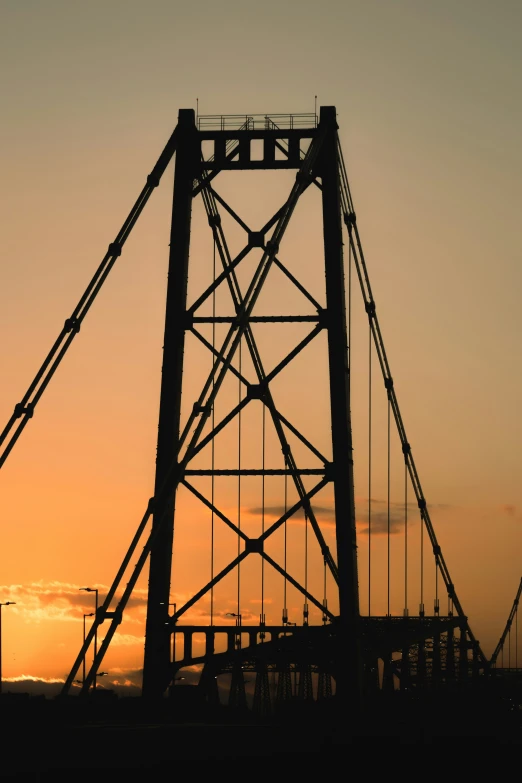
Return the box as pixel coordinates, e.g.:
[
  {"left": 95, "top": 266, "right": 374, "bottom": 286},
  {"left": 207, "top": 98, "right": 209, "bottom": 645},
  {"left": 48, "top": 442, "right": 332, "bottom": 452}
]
[{"left": 1, "top": 681, "right": 521, "bottom": 779}]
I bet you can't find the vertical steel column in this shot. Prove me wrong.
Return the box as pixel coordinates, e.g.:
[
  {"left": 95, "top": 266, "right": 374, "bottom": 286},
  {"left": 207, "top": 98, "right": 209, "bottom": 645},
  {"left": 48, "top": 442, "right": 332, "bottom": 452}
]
[
  {"left": 320, "top": 106, "right": 361, "bottom": 707},
  {"left": 446, "top": 626, "right": 455, "bottom": 681},
  {"left": 143, "top": 109, "right": 198, "bottom": 698}
]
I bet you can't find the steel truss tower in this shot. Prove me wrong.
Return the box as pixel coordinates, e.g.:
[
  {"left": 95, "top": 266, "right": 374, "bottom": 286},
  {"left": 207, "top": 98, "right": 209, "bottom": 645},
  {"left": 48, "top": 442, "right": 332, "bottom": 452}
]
[
  {"left": 141, "top": 105, "right": 360, "bottom": 701},
  {"left": 58, "top": 105, "right": 486, "bottom": 705}
]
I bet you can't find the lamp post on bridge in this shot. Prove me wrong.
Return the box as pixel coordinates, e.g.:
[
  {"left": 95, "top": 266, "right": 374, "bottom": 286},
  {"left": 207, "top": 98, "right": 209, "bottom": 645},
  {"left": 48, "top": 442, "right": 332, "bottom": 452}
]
[
  {"left": 82, "top": 613, "right": 94, "bottom": 685},
  {"left": 160, "top": 601, "right": 177, "bottom": 663},
  {"left": 79, "top": 586, "right": 99, "bottom": 689},
  {"left": 0, "top": 601, "right": 16, "bottom": 695},
  {"left": 225, "top": 612, "right": 242, "bottom": 649}
]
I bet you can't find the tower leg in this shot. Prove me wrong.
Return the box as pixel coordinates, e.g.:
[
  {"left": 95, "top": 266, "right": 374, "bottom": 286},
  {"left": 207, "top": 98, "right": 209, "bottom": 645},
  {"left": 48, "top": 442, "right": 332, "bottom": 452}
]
[
  {"left": 400, "top": 646, "right": 411, "bottom": 691},
  {"left": 229, "top": 661, "right": 247, "bottom": 710},
  {"left": 199, "top": 662, "right": 220, "bottom": 707},
  {"left": 320, "top": 105, "right": 361, "bottom": 710},
  {"left": 253, "top": 661, "right": 271, "bottom": 717},
  {"left": 143, "top": 109, "right": 199, "bottom": 698}
]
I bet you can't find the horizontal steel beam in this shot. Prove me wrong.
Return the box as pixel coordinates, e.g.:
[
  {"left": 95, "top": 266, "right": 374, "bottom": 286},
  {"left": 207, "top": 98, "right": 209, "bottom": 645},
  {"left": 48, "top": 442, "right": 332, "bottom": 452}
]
[
  {"left": 184, "top": 468, "right": 326, "bottom": 476},
  {"left": 198, "top": 128, "right": 318, "bottom": 141},
  {"left": 192, "top": 315, "right": 320, "bottom": 324}
]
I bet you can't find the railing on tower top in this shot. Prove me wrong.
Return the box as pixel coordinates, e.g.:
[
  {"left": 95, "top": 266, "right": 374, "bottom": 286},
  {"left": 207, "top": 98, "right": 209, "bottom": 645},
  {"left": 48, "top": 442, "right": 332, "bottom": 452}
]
[{"left": 197, "top": 113, "right": 318, "bottom": 131}]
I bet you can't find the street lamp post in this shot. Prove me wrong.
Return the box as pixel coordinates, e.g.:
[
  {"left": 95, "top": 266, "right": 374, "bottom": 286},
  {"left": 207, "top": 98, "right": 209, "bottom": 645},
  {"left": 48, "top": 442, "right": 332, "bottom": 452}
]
[
  {"left": 161, "top": 601, "right": 177, "bottom": 663},
  {"left": 0, "top": 602, "right": 16, "bottom": 695},
  {"left": 79, "top": 586, "right": 99, "bottom": 689},
  {"left": 82, "top": 613, "right": 94, "bottom": 685},
  {"left": 225, "top": 612, "right": 242, "bottom": 649}
]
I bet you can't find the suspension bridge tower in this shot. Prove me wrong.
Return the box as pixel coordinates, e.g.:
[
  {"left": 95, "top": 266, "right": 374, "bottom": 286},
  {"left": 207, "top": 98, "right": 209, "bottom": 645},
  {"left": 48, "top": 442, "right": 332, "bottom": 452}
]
[{"left": 139, "top": 105, "right": 361, "bottom": 704}]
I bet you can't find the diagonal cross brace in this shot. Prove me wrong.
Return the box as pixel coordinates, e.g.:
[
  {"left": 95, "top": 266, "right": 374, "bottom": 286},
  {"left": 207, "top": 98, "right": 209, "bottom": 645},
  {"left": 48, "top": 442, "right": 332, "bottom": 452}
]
[
  {"left": 198, "top": 178, "right": 338, "bottom": 583},
  {"left": 168, "top": 477, "right": 331, "bottom": 627}
]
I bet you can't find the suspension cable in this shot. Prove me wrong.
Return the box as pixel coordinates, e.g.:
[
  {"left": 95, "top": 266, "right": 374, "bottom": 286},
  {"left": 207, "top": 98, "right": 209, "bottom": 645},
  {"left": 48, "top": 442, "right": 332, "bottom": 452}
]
[
  {"left": 348, "top": 234, "right": 352, "bottom": 389},
  {"left": 490, "top": 577, "right": 522, "bottom": 666},
  {"left": 211, "top": 236, "right": 216, "bottom": 625},
  {"left": 368, "top": 321, "right": 372, "bottom": 616},
  {"left": 337, "top": 136, "right": 486, "bottom": 663},
  {"left": 283, "top": 462, "right": 288, "bottom": 625},
  {"left": 404, "top": 459, "right": 408, "bottom": 616},
  {"left": 387, "top": 395, "right": 391, "bottom": 616},
  {"left": 323, "top": 556, "right": 327, "bottom": 625},
  {"left": 420, "top": 504, "right": 424, "bottom": 617},
  {"left": 261, "top": 404, "right": 266, "bottom": 631},
  {"left": 0, "top": 126, "right": 180, "bottom": 470},
  {"left": 304, "top": 508, "right": 308, "bottom": 625},
  {"left": 435, "top": 556, "right": 439, "bottom": 615},
  {"left": 237, "top": 340, "right": 242, "bottom": 629}
]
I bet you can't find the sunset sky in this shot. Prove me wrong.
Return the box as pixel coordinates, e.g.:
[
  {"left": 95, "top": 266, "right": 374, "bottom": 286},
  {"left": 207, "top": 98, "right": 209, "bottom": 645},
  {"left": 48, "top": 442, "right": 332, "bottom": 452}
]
[{"left": 1, "top": 0, "right": 522, "bottom": 695}]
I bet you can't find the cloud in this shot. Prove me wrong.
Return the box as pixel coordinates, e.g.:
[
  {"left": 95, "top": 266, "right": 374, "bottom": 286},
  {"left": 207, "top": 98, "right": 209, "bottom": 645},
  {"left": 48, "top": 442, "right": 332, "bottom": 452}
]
[
  {"left": 249, "top": 498, "right": 413, "bottom": 535},
  {"left": 0, "top": 581, "right": 190, "bottom": 625},
  {"left": 247, "top": 504, "right": 335, "bottom": 525},
  {"left": 2, "top": 675, "right": 66, "bottom": 699},
  {"left": 356, "top": 512, "right": 406, "bottom": 536},
  {"left": 498, "top": 504, "right": 522, "bottom": 523},
  {"left": 0, "top": 581, "right": 98, "bottom": 623},
  {"left": 248, "top": 497, "right": 452, "bottom": 534},
  {"left": 6, "top": 674, "right": 64, "bottom": 684},
  {"left": 99, "top": 633, "right": 143, "bottom": 647},
  {"left": 356, "top": 499, "right": 414, "bottom": 535},
  {"left": 355, "top": 497, "right": 454, "bottom": 536},
  {"left": 3, "top": 669, "right": 147, "bottom": 697}
]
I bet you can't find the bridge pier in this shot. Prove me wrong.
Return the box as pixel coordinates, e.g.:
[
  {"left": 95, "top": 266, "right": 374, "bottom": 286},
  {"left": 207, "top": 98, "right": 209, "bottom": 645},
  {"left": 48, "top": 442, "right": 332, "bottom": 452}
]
[
  {"left": 432, "top": 631, "right": 441, "bottom": 686},
  {"left": 459, "top": 624, "right": 469, "bottom": 681},
  {"left": 253, "top": 662, "right": 271, "bottom": 717},
  {"left": 229, "top": 661, "right": 247, "bottom": 709},
  {"left": 417, "top": 640, "right": 427, "bottom": 687},
  {"left": 400, "top": 645, "right": 411, "bottom": 691},
  {"left": 382, "top": 654, "right": 395, "bottom": 692},
  {"left": 446, "top": 625, "right": 455, "bottom": 682}
]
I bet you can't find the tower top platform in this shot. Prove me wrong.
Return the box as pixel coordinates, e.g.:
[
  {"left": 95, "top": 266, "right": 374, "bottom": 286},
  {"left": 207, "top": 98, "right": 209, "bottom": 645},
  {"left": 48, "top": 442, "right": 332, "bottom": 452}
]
[{"left": 197, "top": 112, "right": 318, "bottom": 131}]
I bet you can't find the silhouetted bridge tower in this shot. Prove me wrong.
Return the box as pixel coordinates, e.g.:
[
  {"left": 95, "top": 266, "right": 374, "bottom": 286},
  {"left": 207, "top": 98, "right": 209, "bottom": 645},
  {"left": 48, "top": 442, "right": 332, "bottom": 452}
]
[{"left": 0, "top": 107, "right": 487, "bottom": 711}]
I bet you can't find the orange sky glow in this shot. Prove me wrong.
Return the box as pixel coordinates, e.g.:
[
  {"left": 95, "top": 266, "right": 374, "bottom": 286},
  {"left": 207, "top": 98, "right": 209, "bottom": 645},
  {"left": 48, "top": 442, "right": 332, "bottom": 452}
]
[{"left": 1, "top": 0, "right": 522, "bottom": 694}]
